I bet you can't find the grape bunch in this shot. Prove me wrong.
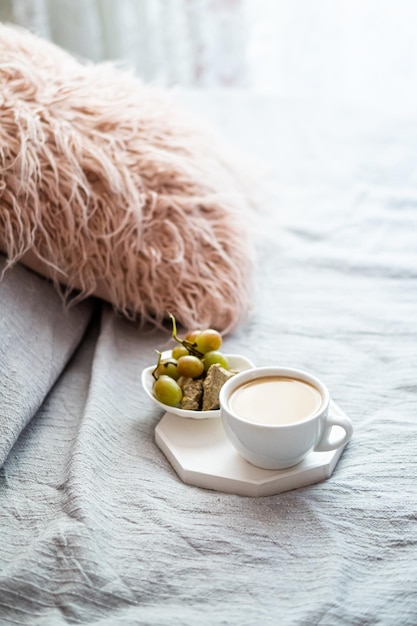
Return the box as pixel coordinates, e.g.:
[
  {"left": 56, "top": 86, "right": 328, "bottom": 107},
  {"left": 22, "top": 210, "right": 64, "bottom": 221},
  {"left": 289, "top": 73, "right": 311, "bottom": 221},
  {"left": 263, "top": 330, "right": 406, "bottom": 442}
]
[{"left": 152, "top": 315, "right": 230, "bottom": 409}]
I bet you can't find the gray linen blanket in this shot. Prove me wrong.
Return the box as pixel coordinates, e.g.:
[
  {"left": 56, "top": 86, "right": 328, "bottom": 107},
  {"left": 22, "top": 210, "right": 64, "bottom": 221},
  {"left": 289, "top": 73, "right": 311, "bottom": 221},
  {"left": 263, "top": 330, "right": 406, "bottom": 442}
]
[{"left": 1, "top": 93, "right": 416, "bottom": 625}]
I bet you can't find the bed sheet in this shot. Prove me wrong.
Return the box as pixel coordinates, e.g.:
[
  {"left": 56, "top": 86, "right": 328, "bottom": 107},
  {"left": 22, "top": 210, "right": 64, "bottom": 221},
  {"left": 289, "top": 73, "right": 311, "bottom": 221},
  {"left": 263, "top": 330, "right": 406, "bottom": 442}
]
[{"left": 0, "top": 93, "right": 416, "bottom": 625}]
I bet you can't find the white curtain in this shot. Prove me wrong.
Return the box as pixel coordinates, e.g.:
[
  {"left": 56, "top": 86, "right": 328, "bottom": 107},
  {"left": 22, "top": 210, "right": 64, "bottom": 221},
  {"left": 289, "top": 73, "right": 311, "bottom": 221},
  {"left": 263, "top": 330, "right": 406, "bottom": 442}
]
[
  {"left": 0, "top": 0, "right": 249, "bottom": 87},
  {"left": 2, "top": 0, "right": 417, "bottom": 107}
]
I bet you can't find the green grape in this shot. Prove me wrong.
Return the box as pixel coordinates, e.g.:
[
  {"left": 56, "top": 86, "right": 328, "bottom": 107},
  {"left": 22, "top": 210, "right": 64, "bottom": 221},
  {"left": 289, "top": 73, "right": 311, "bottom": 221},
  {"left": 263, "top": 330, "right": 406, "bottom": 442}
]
[
  {"left": 202, "top": 350, "right": 229, "bottom": 372},
  {"left": 171, "top": 345, "right": 189, "bottom": 360},
  {"left": 185, "top": 329, "right": 201, "bottom": 343},
  {"left": 177, "top": 355, "right": 204, "bottom": 378},
  {"left": 154, "top": 359, "right": 179, "bottom": 380},
  {"left": 153, "top": 375, "right": 183, "bottom": 406},
  {"left": 194, "top": 329, "right": 222, "bottom": 354}
]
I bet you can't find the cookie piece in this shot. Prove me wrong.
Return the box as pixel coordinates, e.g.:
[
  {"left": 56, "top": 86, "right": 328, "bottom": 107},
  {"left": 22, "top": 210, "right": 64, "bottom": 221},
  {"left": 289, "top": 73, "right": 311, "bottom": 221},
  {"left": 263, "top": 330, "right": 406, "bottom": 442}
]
[
  {"left": 180, "top": 377, "right": 203, "bottom": 411},
  {"left": 202, "top": 364, "right": 235, "bottom": 411}
]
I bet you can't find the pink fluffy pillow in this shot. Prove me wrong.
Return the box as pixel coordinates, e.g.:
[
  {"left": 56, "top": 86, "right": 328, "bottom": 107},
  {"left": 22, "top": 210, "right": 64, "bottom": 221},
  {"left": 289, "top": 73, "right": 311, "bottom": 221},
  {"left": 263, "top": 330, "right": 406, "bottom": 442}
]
[{"left": 0, "top": 24, "right": 254, "bottom": 333}]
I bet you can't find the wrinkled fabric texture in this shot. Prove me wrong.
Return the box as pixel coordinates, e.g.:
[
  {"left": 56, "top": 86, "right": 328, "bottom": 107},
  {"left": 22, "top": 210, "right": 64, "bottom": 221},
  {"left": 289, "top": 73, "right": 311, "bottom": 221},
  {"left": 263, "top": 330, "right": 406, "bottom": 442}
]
[{"left": 0, "top": 93, "right": 416, "bottom": 626}]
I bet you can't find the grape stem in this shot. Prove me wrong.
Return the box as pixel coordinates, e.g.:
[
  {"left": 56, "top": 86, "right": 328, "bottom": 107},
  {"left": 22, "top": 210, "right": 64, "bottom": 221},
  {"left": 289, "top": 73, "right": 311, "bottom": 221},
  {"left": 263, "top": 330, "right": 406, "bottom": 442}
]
[
  {"left": 151, "top": 350, "right": 163, "bottom": 380},
  {"left": 151, "top": 348, "right": 184, "bottom": 380},
  {"left": 169, "top": 313, "right": 204, "bottom": 358}
]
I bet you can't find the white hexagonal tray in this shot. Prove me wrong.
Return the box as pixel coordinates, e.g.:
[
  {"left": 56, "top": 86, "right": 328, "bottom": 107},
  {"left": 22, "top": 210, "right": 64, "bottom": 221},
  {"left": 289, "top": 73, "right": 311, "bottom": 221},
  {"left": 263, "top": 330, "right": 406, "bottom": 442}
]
[{"left": 154, "top": 400, "right": 351, "bottom": 497}]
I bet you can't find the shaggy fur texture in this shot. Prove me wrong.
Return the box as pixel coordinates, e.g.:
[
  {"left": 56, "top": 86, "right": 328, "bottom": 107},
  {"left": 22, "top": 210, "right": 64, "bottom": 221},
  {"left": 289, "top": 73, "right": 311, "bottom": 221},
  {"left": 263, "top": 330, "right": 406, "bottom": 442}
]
[{"left": 0, "top": 24, "right": 255, "bottom": 333}]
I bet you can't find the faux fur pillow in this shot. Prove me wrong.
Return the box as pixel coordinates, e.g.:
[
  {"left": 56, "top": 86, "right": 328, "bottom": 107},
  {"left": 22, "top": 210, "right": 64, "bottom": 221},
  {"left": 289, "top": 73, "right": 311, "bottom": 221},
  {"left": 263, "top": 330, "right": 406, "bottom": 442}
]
[{"left": 0, "top": 24, "right": 255, "bottom": 333}]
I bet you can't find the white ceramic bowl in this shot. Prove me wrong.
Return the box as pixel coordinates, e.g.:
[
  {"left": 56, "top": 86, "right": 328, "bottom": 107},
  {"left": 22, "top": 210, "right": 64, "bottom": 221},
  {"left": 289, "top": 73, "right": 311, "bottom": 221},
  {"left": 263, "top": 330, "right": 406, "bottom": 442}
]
[{"left": 141, "top": 352, "right": 255, "bottom": 419}]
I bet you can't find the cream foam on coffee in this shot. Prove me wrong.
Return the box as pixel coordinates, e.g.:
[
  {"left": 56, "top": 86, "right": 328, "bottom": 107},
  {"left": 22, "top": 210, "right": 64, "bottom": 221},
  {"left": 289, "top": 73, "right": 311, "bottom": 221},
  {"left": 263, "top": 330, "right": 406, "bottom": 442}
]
[{"left": 228, "top": 376, "right": 323, "bottom": 425}]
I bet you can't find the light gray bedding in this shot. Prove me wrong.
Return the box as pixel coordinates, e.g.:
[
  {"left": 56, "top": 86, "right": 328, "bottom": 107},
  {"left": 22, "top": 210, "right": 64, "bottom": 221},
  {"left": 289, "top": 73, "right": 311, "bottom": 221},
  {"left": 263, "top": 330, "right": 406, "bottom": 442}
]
[{"left": 1, "top": 93, "right": 416, "bottom": 625}]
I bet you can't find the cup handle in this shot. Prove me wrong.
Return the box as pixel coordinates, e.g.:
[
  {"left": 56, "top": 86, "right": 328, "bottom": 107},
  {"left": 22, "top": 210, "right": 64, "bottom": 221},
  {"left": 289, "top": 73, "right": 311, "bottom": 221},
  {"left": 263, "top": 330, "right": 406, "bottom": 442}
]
[{"left": 314, "top": 412, "right": 353, "bottom": 452}]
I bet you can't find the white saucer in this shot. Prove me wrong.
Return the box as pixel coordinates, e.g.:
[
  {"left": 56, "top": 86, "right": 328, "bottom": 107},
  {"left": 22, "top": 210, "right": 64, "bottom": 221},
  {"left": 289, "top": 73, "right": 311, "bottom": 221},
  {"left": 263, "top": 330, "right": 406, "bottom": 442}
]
[{"left": 155, "top": 400, "right": 351, "bottom": 497}]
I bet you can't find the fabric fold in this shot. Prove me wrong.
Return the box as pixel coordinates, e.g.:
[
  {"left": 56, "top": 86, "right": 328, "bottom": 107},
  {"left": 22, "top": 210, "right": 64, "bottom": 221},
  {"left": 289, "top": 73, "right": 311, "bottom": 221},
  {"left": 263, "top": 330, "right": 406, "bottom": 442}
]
[{"left": 0, "top": 256, "right": 95, "bottom": 466}]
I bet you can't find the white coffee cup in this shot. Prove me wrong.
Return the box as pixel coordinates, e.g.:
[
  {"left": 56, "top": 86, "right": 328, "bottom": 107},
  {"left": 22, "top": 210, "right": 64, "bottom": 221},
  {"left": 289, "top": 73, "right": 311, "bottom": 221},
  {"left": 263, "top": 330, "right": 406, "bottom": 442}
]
[{"left": 219, "top": 366, "right": 353, "bottom": 470}]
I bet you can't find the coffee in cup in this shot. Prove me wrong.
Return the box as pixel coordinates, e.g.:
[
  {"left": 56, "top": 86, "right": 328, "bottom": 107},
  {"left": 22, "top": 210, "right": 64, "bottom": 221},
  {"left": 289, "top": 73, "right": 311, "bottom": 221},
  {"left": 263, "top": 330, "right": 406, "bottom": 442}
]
[
  {"left": 228, "top": 375, "right": 323, "bottom": 426},
  {"left": 219, "top": 366, "right": 353, "bottom": 470}
]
